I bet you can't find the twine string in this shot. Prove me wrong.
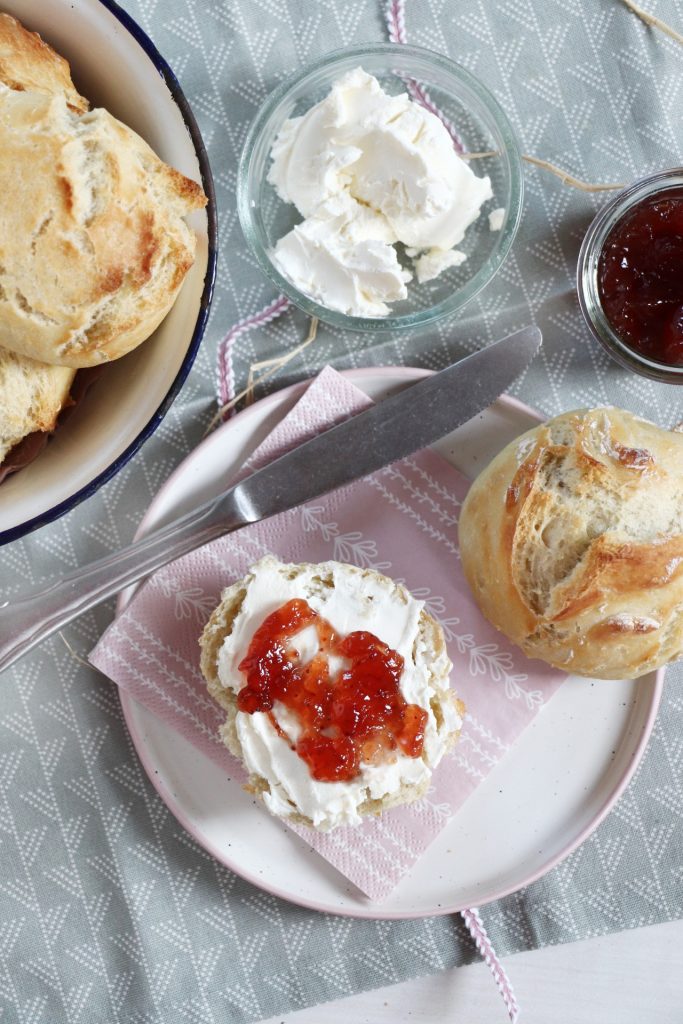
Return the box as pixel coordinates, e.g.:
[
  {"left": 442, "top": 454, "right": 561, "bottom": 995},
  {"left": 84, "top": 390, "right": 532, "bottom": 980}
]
[
  {"left": 208, "top": 316, "right": 318, "bottom": 433},
  {"left": 466, "top": 151, "right": 625, "bottom": 193},
  {"left": 621, "top": 0, "right": 683, "bottom": 45},
  {"left": 216, "top": 295, "right": 291, "bottom": 411},
  {"left": 243, "top": 317, "right": 319, "bottom": 407},
  {"left": 60, "top": 631, "right": 93, "bottom": 670}
]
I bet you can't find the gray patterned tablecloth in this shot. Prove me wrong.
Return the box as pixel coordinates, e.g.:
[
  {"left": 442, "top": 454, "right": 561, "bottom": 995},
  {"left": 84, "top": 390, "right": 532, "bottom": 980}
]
[{"left": 2, "top": 1, "right": 683, "bottom": 1021}]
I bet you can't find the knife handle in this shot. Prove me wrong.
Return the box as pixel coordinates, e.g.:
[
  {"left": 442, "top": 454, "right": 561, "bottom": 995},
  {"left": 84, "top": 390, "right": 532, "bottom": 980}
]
[{"left": 0, "top": 491, "right": 243, "bottom": 674}]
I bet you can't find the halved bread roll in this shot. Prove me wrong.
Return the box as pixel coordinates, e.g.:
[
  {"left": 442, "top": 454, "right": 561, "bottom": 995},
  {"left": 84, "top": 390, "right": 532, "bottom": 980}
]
[{"left": 200, "top": 556, "right": 464, "bottom": 830}]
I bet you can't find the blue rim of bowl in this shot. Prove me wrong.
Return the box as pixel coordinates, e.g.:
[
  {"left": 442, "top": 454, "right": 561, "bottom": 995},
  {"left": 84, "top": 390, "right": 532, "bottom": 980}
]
[
  {"left": 0, "top": 0, "right": 218, "bottom": 547},
  {"left": 237, "top": 42, "right": 523, "bottom": 333}
]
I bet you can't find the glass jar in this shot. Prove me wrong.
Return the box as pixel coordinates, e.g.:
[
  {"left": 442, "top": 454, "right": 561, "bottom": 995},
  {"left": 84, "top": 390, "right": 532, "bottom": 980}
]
[{"left": 577, "top": 167, "right": 683, "bottom": 384}]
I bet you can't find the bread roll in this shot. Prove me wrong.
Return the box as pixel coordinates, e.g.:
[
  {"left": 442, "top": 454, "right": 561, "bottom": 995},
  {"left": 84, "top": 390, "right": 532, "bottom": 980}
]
[
  {"left": 0, "top": 14, "right": 82, "bottom": 471},
  {"left": 200, "top": 556, "right": 464, "bottom": 830},
  {"left": 0, "top": 346, "right": 75, "bottom": 464},
  {"left": 459, "top": 407, "right": 683, "bottom": 679},
  {"left": 0, "top": 83, "right": 206, "bottom": 368},
  {"left": 0, "top": 13, "right": 207, "bottom": 475}
]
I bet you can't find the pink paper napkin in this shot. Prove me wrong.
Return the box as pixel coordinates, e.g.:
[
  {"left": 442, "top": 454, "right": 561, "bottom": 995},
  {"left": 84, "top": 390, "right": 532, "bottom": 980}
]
[{"left": 90, "top": 366, "right": 566, "bottom": 901}]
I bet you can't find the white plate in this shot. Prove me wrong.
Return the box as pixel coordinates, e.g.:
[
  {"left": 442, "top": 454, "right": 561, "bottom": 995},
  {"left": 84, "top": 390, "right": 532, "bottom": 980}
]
[{"left": 119, "top": 368, "right": 663, "bottom": 919}]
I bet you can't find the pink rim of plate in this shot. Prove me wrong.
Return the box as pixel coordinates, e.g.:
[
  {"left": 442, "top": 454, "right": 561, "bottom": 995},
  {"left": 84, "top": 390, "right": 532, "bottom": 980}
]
[{"left": 118, "top": 366, "right": 665, "bottom": 920}]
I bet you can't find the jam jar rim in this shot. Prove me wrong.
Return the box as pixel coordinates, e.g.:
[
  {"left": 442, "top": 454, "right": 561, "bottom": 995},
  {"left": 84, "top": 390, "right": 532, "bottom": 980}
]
[{"left": 577, "top": 166, "right": 683, "bottom": 385}]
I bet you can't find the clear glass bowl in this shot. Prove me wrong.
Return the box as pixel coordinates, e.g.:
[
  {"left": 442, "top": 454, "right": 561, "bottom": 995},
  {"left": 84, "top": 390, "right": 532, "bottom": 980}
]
[
  {"left": 577, "top": 167, "right": 683, "bottom": 384},
  {"left": 237, "top": 43, "right": 524, "bottom": 333}
]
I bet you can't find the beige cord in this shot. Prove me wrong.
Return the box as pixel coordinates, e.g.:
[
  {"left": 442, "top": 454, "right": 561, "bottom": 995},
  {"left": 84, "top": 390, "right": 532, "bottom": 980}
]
[
  {"left": 620, "top": 0, "right": 683, "bottom": 46},
  {"left": 59, "top": 631, "right": 92, "bottom": 669},
  {"left": 205, "top": 317, "right": 319, "bottom": 434},
  {"left": 465, "top": 151, "right": 625, "bottom": 192},
  {"left": 521, "top": 154, "right": 625, "bottom": 192}
]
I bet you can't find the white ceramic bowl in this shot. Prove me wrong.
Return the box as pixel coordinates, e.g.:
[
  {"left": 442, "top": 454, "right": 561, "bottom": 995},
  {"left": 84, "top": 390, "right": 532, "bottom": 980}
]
[{"left": 0, "top": 0, "right": 217, "bottom": 544}]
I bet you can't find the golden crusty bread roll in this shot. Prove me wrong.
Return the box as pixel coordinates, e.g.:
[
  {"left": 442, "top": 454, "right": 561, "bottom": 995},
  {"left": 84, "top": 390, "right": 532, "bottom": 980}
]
[
  {"left": 459, "top": 407, "right": 683, "bottom": 679},
  {"left": 0, "top": 347, "right": 75, "bottom": 464},
  {"left": 0, "top": 12, "right": 206, "bottom": 474},
  {"left": 0, "top": 84, "right": 206, "bottom": 367},
  {"left": 0, "top": 13, "right": 88, "bottom": 113}
]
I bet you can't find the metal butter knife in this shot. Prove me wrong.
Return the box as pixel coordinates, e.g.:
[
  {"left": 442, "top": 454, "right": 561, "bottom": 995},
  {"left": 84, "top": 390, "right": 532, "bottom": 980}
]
[{"left": 0, "top": 326, "right": 541, "bottom": 672}]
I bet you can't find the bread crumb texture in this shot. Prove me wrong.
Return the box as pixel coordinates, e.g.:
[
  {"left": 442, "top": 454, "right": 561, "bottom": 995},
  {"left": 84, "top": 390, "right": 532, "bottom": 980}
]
[{"left": 0, "top": 347, "right": 74, "bottom": 461}]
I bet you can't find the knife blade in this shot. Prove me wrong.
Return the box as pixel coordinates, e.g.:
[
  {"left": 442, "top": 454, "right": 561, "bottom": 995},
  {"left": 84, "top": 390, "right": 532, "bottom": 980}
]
[{"left": 0, "top": 325, "right": 541, "bottom": 672}]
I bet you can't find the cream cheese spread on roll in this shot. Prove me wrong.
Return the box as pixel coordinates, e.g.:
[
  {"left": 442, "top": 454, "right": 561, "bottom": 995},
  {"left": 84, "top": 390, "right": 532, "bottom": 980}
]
[
  {"left": 214, "top": 556, "right": 462, "bottom": 829},
  {"left": 267, "top": 67, "right": 492, "bottom": 316}
]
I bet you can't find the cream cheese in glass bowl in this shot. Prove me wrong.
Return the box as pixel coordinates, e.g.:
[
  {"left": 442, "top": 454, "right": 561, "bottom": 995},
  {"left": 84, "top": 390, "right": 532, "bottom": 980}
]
[{"left": 237, "top": 44, "right": 523, "bottom": 333}]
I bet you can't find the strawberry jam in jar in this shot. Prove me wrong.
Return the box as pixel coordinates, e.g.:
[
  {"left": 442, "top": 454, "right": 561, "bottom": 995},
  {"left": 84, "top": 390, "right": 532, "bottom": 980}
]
[{"left": 577, "top": 169, "right": 683, "bottom": 383}]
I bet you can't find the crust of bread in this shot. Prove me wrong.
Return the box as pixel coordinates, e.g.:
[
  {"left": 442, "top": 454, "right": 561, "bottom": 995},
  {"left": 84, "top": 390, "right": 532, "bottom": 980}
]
[
  {"left": 0, "top": 13, "right": 206, "bottom": 466},
  {"left": 459, "top": 407, "right": 683, "bottom": 679},
  {"left": 0, "top": 13, "right": 88, "bottom": 112},
  {"left": 200, "top": 560, "right": 464, "bottom": 829},
  {"left": 0, "top": 346, "right": 75, "bottom": 462},
  {"left": 0, "top": 86, "right": 206, "bottom": 368},
  {"left": 0, "top": 15, "right": 82, "bottom": 463}
]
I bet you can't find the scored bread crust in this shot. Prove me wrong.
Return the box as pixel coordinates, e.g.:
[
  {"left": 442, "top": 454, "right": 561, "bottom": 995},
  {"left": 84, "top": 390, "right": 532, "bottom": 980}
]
[
  {"left": 200, "top": 560, "right": 464, "bottom": 829},
  {"left": 0, "top": 13, "right": 88, "bottom": 113},
  {"left": 459, "top": 407, "right": 683, "bottom": 679}
]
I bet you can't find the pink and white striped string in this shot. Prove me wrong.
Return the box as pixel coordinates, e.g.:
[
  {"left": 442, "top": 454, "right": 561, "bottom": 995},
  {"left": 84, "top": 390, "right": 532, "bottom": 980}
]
[
  {"left": 216, "top": 294, "right": 291, "bottom": 415},
  {"left": 386, "top": 1, "right": 520, "bottom": 1018},
  {"left": 384, "top": 0, "right": 466, "bottom": 153},
  {"left": 462, "top": 908, "right": 520, "bottom": 1023}
]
